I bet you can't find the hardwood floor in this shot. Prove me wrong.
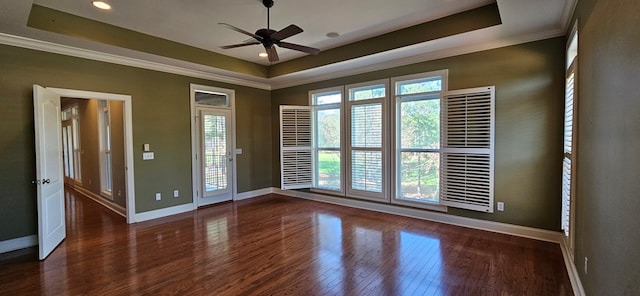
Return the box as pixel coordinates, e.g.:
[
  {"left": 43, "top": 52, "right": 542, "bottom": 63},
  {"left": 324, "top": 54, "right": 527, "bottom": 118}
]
[{"left": 0, "top": 189, "right": 573, "bottom": 295}]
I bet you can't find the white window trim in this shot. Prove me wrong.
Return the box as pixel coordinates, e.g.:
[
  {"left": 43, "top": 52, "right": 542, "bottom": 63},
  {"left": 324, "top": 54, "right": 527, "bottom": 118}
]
[
  {"left": 345, "top": 79, "right": 389, "bottom": 202},
  {"left": 62, "top": 104, "right": 82, "bottom": 185},
  {"left": 71, "top": 105, "right": 82, "bottom": 185},
  {"left": 390, "top": 70, "right": 448, "bottom": 212},
  {"left": 309, "top": 86, "right": 346, "bottom": 196},
  {"left": 98, "top": 100, "right": 112, "bottom": 199}
]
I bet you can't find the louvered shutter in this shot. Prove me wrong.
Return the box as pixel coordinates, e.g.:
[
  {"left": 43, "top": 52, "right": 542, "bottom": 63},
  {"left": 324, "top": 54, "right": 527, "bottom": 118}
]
[
  {"left": 561, "top": 72, "right": 575, "bottom": 236},
  {"left": 280, "top": 106, "right": 312, "bottom": 189},
  {"left": 441, "top": 86, "right": 495, "bottom": 212}
]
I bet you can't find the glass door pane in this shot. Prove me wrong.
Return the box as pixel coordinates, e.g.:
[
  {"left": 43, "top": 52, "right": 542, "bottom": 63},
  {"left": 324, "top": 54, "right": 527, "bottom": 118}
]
[{"left": 201, "top": 111, "right": 231, "bottom": 198}]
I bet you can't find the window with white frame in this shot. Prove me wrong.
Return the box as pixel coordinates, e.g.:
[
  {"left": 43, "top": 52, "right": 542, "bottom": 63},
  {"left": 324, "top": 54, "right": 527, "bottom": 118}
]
[
  {"left": 392, "top": 75, "right": 443, "bottom": 203},
  {"left": 346, "top": 81, "right": 388, "bottom": 200},
  {"left": 310, "top": 88, "right": 343, "bottom": 192},
  {"left": 98, "top": 100, "right": 112, "bottom": 197},
  {"left": 61, "top": 106, "right": 82, "bottom": 184},
  {"left": 280, "top": 70, "right": 495, "bottom": 213}
]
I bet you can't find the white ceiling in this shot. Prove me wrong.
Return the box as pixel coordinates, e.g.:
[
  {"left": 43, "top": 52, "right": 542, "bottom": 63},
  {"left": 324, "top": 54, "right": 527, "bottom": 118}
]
[{"left": 0, "top": 0, "right": 576, "bottom": 88}]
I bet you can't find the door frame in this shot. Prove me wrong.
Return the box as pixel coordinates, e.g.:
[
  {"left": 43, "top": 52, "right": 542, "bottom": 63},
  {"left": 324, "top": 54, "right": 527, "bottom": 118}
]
[
  {"left": 190, "top": 84, "right": 237, "bottom": 207},
  {"left": 47, "top": 87, "right": 136, "bottom": 223}
]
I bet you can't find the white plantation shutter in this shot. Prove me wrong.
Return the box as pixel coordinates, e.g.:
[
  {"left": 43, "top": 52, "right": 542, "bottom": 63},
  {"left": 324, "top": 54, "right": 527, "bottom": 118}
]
[
  {"left": 441, "top": 86, "right": 495, "bottom": 212},
  {"left": 280, "top": 106, "right": 312, "bottom": 189},
  {"left": 562, "top": 71, "right": 576, "bottom": 237}
]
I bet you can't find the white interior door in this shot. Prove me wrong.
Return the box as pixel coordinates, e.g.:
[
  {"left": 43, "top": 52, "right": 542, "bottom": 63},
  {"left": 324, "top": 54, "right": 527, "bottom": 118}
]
[
  {"left": 198, "top": 109, "right": 233, "bottom": 206},
  {"left": 33, "top": 85, "right": 66, "bottom": 260}
]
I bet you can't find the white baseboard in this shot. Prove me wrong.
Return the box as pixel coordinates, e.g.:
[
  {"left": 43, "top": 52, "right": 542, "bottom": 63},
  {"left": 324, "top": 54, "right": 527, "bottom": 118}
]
[
  {"left": 560, "top": 237, "right": 586, "bottom": 296},
  {"left": 0, "top": 235, "right": 37, "bottom": 254},
  {"left": 69, "top": 185, "right": 126, "bottom": 218},
  {"left": 135, "top": 203, "right": 195, "bottom": 223},
  {"left": 235, "top": 187, "right": 276, "bottom": 201},
  {"left": 274, "top": 188, "right": 562, "bottom": 243}
]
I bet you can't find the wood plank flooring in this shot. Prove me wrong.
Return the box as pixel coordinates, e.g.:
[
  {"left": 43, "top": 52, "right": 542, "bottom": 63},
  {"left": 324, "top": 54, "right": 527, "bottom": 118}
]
[{"left": 0, "top": 188, "right": 573, "bottom": 295}]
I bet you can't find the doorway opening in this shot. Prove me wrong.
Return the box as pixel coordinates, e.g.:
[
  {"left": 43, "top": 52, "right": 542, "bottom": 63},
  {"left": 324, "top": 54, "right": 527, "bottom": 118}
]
[
  {"left": 47, "top": 87, "right": 135, "bottom": 222},
  {"left": 61, "top": 97, "right": 127, "bottom": 217}
]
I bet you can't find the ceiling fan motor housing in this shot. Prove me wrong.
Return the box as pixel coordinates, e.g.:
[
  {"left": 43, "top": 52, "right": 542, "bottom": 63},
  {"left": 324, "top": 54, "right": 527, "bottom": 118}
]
[
  {"left": 256, "top": 28, "right": 277, "bottom": 48},
  {"left": 263, "top": 0, "right": 274, "bottom": 8}
]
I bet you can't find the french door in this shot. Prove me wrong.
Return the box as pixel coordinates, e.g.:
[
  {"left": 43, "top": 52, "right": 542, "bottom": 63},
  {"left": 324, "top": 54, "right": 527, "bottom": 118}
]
[{"left": 198, "top": 108, "right": 233, "bottom": 205}]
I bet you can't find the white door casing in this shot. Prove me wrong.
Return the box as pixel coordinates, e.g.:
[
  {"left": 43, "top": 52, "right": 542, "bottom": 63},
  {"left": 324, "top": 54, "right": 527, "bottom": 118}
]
[
  {"left": 33, "top": 85, "right": 66, "bottom": 260},
  {"left": 190, "top": 84, "right": 237, "bottom": 208}
]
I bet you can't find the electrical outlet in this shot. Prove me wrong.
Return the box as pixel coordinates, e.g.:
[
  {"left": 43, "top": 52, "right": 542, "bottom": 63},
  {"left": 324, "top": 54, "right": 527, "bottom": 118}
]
[
  {"left": 155, "top": 192, "right": 161, "bottom": 201},
  {"left": 497, "top": 202, "right": 504, "bottom": 211},
  {"left": 584, "top": 257, "right": 588, "bottom": 274},
  {"left": 173, "top": 190, "right": 179, "bottom": 198}
]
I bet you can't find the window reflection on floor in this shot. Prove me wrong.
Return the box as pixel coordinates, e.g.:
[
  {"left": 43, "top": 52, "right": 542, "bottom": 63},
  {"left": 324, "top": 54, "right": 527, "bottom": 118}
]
[
  {"left": 313, "top": 212, "right": 445, "bottom": 295},
  {"left": 315, "top": 213, "right": 344, "bottom": 295},
  {"left": 399, "top": 231, "right": 443, "bottom": 295}
]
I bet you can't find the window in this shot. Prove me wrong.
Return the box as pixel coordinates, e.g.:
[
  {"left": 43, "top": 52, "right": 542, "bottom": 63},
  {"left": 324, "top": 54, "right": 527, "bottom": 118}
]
[
  {"left": 61, "top": 106, "right": 81, "bottom": 184},
  {"left": 98, "top": 100, "right": 112, "bottom": 197},
  {"left": 346, "top": 81, "right": 387, "bottom": 200},
  {"left": 310, "top": 88, "right": 343, "bottom": 192},
  {"left": 562, "top": 24, "right": 578, "bottom": 254},
  {"left": 393, "top": 75, "right": 443, "bottom": 203},
  {"left": 195, "top": 90, "right": 230, "bottom": 107},
  {"left": 280, "top": 70, "right": 496, "bottom": 213}
]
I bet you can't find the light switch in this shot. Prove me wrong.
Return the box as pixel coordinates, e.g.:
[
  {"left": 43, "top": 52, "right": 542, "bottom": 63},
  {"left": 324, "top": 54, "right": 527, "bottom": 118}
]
[
  {"left": 143, "top": 152, "right": 155, "bottom": 160},
  {"left": 143, "top": 144, "right": 150, "bottom": 152},
  {"left": 235, "top": 148, "right": 243, "bottom": 155}
]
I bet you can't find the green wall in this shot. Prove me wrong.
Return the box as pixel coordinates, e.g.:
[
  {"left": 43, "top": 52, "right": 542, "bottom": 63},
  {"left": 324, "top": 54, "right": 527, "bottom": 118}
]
[
  {"left": 571, "top": 0, "right": 640, "bottom": 294},
  {"left": 271, "top": 37, "right": 565, "bottom": 231},
  {"left": 0, "top": 44, "right": 272, "bottom": 241}
]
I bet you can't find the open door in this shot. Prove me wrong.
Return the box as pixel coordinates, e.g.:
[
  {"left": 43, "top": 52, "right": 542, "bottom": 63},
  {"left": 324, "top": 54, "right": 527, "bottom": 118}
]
[{"left": 33, "top": 85, "right": 65, "bottom": 260}]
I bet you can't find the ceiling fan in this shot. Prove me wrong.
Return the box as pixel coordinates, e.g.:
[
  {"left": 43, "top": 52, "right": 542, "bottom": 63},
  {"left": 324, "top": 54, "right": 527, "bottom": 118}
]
[{"left": 219, "top": 0, "right": 320, "bottom": 62}]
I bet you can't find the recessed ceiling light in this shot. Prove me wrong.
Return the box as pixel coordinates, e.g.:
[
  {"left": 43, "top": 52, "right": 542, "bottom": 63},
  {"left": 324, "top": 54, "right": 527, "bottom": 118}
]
[
  {"left": 258, "top": 52, "right": 268, "bottom": 58},
  {"left": 92, "top": 1, "right": 111, "bottom": 10},
  {"left": 326, "top": 32, "right": 340, "bottom": 38}
]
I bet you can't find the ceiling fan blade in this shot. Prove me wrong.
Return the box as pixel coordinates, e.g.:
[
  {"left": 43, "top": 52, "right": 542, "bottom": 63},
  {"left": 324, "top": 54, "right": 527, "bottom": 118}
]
[
  {"left": 220, "top": 41, "right": 261, "bottom": 49},
  {"left": 278, "top": 42, "right": 321, "bottom": 55},
  {"left": 270, "top": 24, "right": 303, "bottom": 41},
  {"left": 218, "top": 23, "right": 262, "bottom": 40},
  {"left": 266, "top": 46, "right": 279, "bottom": 62}
]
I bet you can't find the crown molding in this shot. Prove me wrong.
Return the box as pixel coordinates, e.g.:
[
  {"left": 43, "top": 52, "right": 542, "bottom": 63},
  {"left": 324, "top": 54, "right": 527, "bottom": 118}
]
[
  {"left": 561, "top": 0, "right": 579, "bottom": 33},
  {"left": 0, "top": 33, "right": 271, "bottom": 90},
  {"left": 2, "top": 27, "right": 565, "bottom": 92}
]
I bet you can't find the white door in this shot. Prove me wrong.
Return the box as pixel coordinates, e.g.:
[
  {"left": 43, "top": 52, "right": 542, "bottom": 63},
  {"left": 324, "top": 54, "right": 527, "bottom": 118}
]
[
  {"left": 198, "top": 109, "right": 233, "bottom": 205},
  {"left": 33, "top": 85, "right": 66, "bottom": 260}
]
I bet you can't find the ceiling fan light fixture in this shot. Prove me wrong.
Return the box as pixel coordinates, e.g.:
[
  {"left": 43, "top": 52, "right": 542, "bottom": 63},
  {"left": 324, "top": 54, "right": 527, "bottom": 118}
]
[
  {"left": 92, "top": 1, "right": 111, "bottom": 10},
  {"left": 258, "top": 52, "right": 269, "bottom": 58}
]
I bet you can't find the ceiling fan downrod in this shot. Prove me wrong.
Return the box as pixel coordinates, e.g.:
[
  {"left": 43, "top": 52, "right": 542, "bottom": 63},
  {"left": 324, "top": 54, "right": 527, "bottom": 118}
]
[{"left": 264, "top": 0, "right": 274, "bottom": 30}]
